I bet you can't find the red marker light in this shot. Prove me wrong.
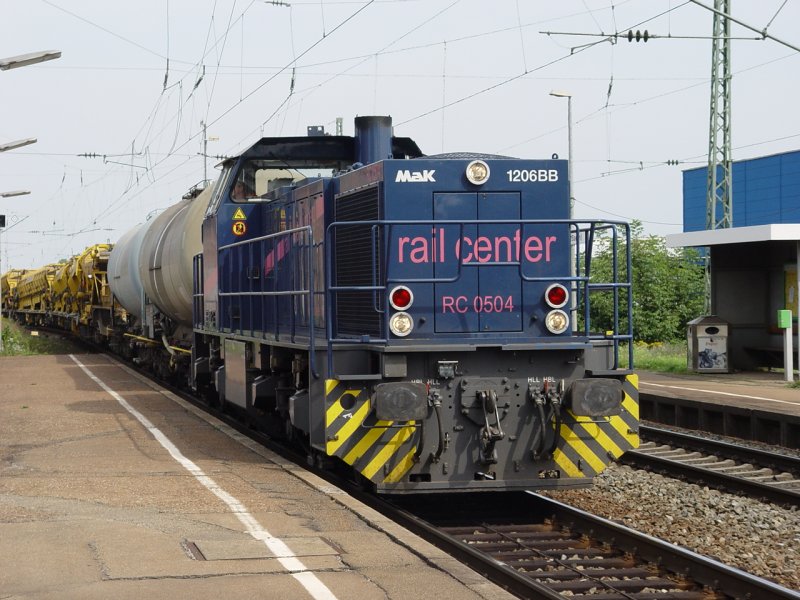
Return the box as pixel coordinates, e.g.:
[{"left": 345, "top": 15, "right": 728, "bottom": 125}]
[
  {"left": 390, "top": 286, "right": 413, "bottom": 310},
  {"left": 545, "top": 283, "right": 568, "bottom": 308}
]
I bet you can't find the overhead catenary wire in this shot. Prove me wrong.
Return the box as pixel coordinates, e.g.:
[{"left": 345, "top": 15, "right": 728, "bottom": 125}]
[
  {"left": 8, "top": 1, "right": 800, "bottom": 268},
  {"left": 687, "top": 0, "right": 800, "bottom": 53},
  {"left": 87, "top": 0, "right": 379, "bottom": 226},
  {"left": 398, "top": 1, "right": 692, "bottom": 128},
  {"left": 54, "top": 1, "right": 694, "bottom": 246}
]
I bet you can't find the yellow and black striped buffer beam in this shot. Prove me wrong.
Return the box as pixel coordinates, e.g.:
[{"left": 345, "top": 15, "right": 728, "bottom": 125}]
[
  {"left": 552, "top": 374, "right": 640, "bottom": 478},
  {"left": 324, "top": 379, "right": 419, "bottom": 484}
]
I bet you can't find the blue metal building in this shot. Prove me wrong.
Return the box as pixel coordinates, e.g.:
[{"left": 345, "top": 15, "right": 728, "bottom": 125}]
[{"left": 682, "top": 150, "right": 800, "bottom": 232}]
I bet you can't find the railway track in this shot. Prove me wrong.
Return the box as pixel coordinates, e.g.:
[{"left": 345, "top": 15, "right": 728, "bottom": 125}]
[
  {"left": 623, "top": 424, "right": 800, "bottom": 506},
  {"left": 387, "top": 491, "right": 800, "bottom": 599}
]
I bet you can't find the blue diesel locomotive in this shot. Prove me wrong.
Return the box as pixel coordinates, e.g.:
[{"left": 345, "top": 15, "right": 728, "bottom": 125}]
[{"left": 107, "top": 115, "right": 639, "bottom": 493}]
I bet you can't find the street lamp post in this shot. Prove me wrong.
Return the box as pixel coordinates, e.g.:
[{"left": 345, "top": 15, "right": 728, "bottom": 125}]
[
  {"left": 549, "top": 90, "right": 573, "bottom": 216},
  {"left": 0, "top": 49, "right": 60, "bottom": 353},
  {"left": 0, "top": 51, "right": 61, "bottom": 71},
  {"left": 0, "top": 217, "right": 5, "bottom": 352},
  {"left": 0, "top": 138, "right": 37, "bottom": 153},
  {"left": 0, "top": 193, "right": 29, "bottom": 352}
]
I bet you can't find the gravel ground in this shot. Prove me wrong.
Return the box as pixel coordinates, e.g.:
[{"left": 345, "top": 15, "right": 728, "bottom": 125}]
[{"left": 545, "top": 464, "right": 800, "bottom": 592}]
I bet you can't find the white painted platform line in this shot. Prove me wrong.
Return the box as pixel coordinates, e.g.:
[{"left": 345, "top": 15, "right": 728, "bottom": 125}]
[
  {"left": 641, "top": 381, "right": 799, "bottom": 407},
  {"left": 69, "top": 354, "right": 338, "bottom": 600}
]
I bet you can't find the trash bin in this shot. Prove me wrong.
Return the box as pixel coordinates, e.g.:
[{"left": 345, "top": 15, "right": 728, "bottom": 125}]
[{"left": 687, "top": 315, "right": 731, "bottom": 373}]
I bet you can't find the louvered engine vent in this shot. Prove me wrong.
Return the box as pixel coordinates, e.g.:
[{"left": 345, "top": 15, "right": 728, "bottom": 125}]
[{"left": 334, "top": 185, "right": 382, "bottom": 338}]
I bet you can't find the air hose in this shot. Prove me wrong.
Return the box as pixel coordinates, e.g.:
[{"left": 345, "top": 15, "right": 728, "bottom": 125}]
[
  {"left": 429, "top": 402, "right": 445, "bottom": 463},
  {"left": 531, "top": 401, "right": 548, "bottom": 460}
]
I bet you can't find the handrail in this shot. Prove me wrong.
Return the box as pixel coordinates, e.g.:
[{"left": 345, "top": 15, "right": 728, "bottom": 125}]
[
  {"left": 324, "top": 217, "right": 634, "bottom": 375},
  {"left": 199, "top": 217, "right": 634, "bottom": 378},
  {"left": 192, "top": 253, "right": 204, "bottom": 330},
  {"left": 218, "top": 225, "right": 319, "bottom": 379}
]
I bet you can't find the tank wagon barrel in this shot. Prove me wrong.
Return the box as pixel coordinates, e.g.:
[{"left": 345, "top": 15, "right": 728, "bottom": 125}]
[
  {"left": 107, "top": 186, "right": 212, "bottom": 349},
  {"left": 137, "top": 187, "right": 211, "bottom": 328}
]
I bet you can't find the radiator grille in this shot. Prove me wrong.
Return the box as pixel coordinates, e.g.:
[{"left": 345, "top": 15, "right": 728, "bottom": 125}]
[{"left": 334, "top": 185, "right": 382, "bottom": 337}]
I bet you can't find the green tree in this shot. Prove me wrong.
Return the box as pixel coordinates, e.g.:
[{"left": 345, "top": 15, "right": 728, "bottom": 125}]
[{"left": 586, "top": 221, "right": 705, "bottom": 343}]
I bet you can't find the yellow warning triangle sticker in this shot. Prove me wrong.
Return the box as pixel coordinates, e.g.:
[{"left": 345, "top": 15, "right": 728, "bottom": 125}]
[{"left": 232, "top": 207, "right": 247, "bottom": 220}]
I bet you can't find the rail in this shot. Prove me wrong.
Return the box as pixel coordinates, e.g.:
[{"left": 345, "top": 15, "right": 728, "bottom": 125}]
[
  {"left": 381, "top": 490, "right": 800, "bottom": 599},
  {"left": 624, "top": 424, "right": 800, "bottom": 506}
]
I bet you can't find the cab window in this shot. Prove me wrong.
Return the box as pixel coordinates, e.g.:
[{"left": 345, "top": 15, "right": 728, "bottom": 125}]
[
  {"left": 231, "top": 159, "right": 311, "bottom": 202},
  {"left": 206, "top": 167, "right": 235, "bottom": 216}
]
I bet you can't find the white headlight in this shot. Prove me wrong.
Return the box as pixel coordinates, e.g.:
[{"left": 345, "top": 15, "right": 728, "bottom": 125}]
[
  {"left": 545, "top": 309, "right": 569, "bottom": 334},
  {"left": 389, "top": 312, "right": 414, "bottom": 337},
  {"left": 466, "top": 160, "right": 490, "bottom": 185}
]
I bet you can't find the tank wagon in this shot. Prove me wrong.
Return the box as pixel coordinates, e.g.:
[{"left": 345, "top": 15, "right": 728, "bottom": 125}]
[
  {"left": 4, "top": 115, "right": 639, "bottom": 494},
  {"left": 107, "top": 186, "right": 211, "bottom": 377}
]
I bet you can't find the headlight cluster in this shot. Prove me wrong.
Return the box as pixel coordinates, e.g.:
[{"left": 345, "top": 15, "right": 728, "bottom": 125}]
[
  {"left": 544, "top": 283, "right": 570, "bottom": 334},
  {"left": 389, "top": 286, "right": 414, "bottom": 337}
]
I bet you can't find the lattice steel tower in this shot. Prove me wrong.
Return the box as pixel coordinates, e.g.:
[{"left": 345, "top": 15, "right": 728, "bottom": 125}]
[{"left": 706, "top": 0, "right": 732, "bottom": 231}]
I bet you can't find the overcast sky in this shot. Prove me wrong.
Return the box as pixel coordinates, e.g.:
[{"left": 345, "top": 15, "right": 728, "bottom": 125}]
[{"left": 1, "top": 0, "right": 798, "bottom": 269}]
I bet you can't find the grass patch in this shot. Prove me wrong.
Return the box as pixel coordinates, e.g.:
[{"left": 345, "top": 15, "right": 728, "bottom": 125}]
[
  {"left": 616, "top": 341, "right": 690, "bottom": 373},
  {"left": 0, "top": 318, "right": 85, "bottom": 356},
  {"left": 633, "top": 341, "right": 690, "bottom": 373}
]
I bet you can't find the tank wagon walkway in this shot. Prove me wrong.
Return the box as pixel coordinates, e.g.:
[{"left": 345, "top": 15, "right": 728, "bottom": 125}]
[{"left": 0, "top": 354, "right": 513, "bottom": 600}]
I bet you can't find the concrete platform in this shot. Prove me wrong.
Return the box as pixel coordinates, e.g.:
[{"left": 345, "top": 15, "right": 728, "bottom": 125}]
[
  {"left": 639, "top": 369, "right": 800, "bottom": 416},
  {"left": 0, "top": 354, "right": 515, "bottom": 600},
  {"left": 638, "top": 369, "right": 800, "bottom": 448}
]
